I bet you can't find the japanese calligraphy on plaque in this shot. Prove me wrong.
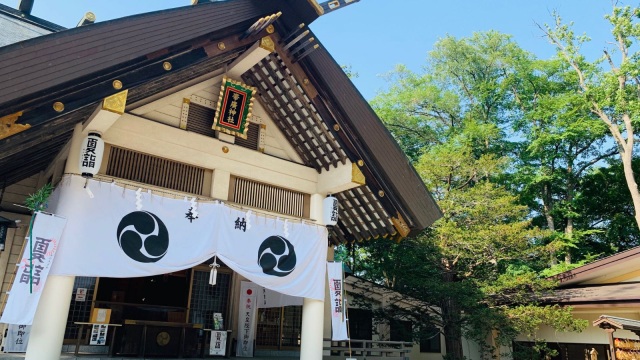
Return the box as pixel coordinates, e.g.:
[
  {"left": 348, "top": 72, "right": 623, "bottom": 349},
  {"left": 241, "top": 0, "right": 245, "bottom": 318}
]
[{"left": 212, "top": 76, "right": 256, "bottom": 139}]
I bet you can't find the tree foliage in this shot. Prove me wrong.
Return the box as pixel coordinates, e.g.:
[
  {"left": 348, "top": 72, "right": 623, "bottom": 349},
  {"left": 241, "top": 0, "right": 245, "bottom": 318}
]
[
  {"left": 348, "top": 5, "right": 640, "bottom": 359},
  {"left": 356, "top": 31, "right": 590, "bottom": 360}
]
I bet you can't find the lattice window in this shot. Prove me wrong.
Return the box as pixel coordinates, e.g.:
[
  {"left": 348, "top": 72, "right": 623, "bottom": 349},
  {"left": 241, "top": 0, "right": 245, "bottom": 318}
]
[
  {"left": 188, "top": 270, "right": 231, "bottom": 330},
  {"left": 64, "top": 277, "right": 97, "bottom": 340},
  {"left": 230, "top": 177, "right": 308, "bottom": 218},
  {"left": 106, "top": 147, "right": 207, "bottom": 195},
  {"left": 185, "top": 103, "right": 260, "bottom": 151},
  {"left": 255, "top": 306, "right": 302, "bottom": 349}
]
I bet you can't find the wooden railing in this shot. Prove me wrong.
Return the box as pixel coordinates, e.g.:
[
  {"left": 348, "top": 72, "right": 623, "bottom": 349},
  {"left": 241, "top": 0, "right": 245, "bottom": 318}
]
[{"left": 323, "top": 339, "right": 413, "bottom": 360}]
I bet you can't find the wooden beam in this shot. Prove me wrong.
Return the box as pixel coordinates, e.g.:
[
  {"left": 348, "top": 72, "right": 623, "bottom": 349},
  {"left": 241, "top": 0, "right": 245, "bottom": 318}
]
[
  {"left": 103, "top": 113, "right": 320, "bottom": 194},
  {"left": 267, "top": 53, "right": 346, "bottom": 167},
  {"left": 243, "top": 70, "right": 319, "bottom": 170},
  {"left": 226, "top": 38, "right": 273, "bottom": 79},
  {"left": 316, "top": 160, "right": 363, "bottom": 195},
  {"left": 81, "top": 91, "right": 128, "bottom": 135}
]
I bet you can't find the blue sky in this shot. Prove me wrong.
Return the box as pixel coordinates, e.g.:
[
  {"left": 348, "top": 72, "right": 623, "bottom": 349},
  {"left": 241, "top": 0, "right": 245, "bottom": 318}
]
[{"left": 0, "top": 0, "right": 618, "bottom": 99}]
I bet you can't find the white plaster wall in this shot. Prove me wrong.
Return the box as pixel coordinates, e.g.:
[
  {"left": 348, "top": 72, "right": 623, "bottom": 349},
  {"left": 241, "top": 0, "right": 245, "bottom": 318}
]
[
  {"left": 0, "top": 14, "right": 52, "bottom": 47},
  {"left": 515, "top": 309, "right": 640, "bottom": 345}
]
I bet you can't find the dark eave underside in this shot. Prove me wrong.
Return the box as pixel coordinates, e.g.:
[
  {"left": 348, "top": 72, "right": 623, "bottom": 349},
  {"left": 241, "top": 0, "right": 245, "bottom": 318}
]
[{"left": 299, "top": 33, "right": 442, "bottom": 230}]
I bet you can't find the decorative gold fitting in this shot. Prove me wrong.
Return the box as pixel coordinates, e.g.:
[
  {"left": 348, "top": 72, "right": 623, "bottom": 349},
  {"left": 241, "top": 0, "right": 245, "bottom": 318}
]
[
  {"left": 303, "top": 78, "right": 310, "bottom": 85},
  {"left": 333, "top": 124, "right": 340, "bottom": 131},
  {"left": 162, "top": 61, "right": 172, "bottom": 71},
  {"left": 103, "top": 90, "right": 128, "bottom": 115},
  {"left": 217, "top": 42, "right": 226, "bottom": 50},
  {"left": 112, "top": 80, "right": 123, "bottom": 90},
  {"left": 259, "top": 36, "right": 275, "bottom": 53},
  {"left": 351, "top": 163, "right": 366, "bottom": 185},
  {"left": 391, "top": 212, "right": 411, "bottom": 239},
  {"left": 378, "top": 190, "right": 385, "bottom": 197},
  {"left": 183, "top": 98, "right": 191, "bottom": 104},
  {"left": 357, "top": 159, "right": 364, "bottom": 167},
  {"left": 53, "top": 102, "right": 65, "bottom": 112},
  {"left": 266, "top": 24, "right": 275, "bottom": 34},
  {"left": 0, "top": 111, "right": 30, "bottom": 140},
  {"left": 222, "top": 146, "right": 229, "bottom": 153}
]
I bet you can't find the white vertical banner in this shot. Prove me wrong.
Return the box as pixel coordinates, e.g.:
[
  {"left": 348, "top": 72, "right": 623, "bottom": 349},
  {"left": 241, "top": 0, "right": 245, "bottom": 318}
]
[
  {"left": 4, "top": 324, "right": 30, "bottom": 352},
  {"left": 237, "top": 281, "right": 258, "bottom": 357},
  {"left": 327, "top": 262, "right": 349, "bottom": 341},
  {"left": 1, "top": 213, "right": 66, "bottom": 325}
]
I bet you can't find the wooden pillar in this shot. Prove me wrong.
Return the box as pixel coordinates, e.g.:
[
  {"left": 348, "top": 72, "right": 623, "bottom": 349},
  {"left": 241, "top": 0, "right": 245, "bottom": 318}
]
[{"left": 605, "top": 328, "right": 616, "bottom": 360}]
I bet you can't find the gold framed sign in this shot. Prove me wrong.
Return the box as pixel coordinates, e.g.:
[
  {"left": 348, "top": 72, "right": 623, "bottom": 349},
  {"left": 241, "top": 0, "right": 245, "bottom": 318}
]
[{"left": 212, "top": 76, "right": 256, "bottom": 139}]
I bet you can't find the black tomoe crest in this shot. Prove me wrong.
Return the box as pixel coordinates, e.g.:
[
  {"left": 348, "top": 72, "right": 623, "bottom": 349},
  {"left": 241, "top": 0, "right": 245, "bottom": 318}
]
[
  {"left": 117, "top": 211, "right": 169, "bottom": 263},
  {"left": 257, "top": 236, "right": 296, "bottom": 277}
]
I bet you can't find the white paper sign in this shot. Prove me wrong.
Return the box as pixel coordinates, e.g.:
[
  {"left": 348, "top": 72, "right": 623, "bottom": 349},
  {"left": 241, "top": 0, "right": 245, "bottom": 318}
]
[
  {"left": 4, "top": 324, "right": 30, "bottom": 352},
  {"left": 1, "top": 213, "right": 66, "bottom": 325},
  {"left": 89, "top": 324, "right": 108, "bottom": 345},
  {"left": 75, "top": 287, "right": 87, "bottom": 302},
  {"left": 209, "top": 330, "right": 227, "bottom": 356}
]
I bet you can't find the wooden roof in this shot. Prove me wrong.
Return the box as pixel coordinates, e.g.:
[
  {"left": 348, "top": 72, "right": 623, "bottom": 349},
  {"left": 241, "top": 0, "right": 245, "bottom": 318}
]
[
  {"left": 0, "top": 0, "right": 441, "bottom": 243},
  {"left": 554, "top": 246, "right": 640, "bottom": 288},
  {"left": 593, "top": 315, "right": 640, "bottom": 332},
  {"left": 542, "top": 282, "right": 640, "bottom": 305}
]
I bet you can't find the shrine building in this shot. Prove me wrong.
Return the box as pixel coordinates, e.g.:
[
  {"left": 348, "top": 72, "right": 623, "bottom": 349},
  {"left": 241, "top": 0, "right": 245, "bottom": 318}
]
[{"left": 0, "top": 0, "right": 441, "bottom": 359}]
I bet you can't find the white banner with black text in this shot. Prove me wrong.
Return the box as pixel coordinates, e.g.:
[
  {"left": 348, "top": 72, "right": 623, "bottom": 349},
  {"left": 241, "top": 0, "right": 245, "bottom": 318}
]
[
  {"left": 327, "top": 261, "right": 349, "bottom": 341},
  {"left": 237, "top": 281, "right": 258, "bottom": 357},
  {"left": 45, "top": 175, "right": 327, "bottom": 300},
  {"left": 1, "top": 213, "right": 66, "bottom": 325},
  {"left": 4, "top": 324, "right": 30, "bottom": 352}
]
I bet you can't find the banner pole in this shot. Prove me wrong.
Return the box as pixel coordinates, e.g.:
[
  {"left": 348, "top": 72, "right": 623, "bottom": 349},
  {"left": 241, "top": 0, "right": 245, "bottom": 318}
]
[
  {"left": 28, "top": 213, "right": 36, "bottom": 294},
  {"left": 345, "top": 298, "right": 352, "bottom": 358}
]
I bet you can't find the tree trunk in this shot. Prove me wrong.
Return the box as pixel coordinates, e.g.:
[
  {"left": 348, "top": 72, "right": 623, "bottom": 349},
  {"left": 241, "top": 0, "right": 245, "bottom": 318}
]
[
  {"left": 542, "top": 183, "right": 558, "bottom": 266},
  {"left": 620, "top": 149, "right": 640, "bottom": 230},
  {"left": 442, "top": 270, "right": 464, "bottom": 360},
  {"left": 565, "top": 173, "right": 574, "bottom": 264}
]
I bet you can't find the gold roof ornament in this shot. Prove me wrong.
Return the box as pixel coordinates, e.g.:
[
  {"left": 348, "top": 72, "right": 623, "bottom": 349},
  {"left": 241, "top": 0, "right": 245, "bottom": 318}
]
[
  {"left": 391, "top": 212, "right": 411, "bottom": 239},
  {"left": 102, "top": 90, "right": 128, "bottom": 115},
  {"left": 259, "top": 36, "right": 275, "bottom": 53},
  {"left": 0, "top": 111, "right": 30, "bottom": 140}
]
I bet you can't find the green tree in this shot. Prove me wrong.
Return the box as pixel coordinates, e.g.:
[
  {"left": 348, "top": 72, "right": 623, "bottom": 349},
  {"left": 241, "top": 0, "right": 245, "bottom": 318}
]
[
  {"left": 542, "top": 5, "right": 640, "bottom": 231},
  {"left": 508, "top": 57, "right": 615, "bottom": 265},
  {"left": 574, "top": 158, "right": 640, "bottom": 255},
  {"left": 364, "top": 32, "right": 587, "bottom": 359}
]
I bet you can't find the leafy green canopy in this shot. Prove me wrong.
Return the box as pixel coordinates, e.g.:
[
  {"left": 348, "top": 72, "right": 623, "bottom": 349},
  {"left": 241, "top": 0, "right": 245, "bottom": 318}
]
[{"left": 345, "top": 31, "right": 597, "bottom": 359}]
